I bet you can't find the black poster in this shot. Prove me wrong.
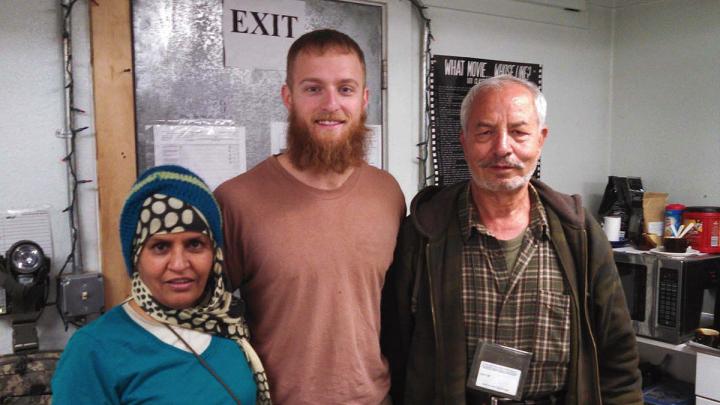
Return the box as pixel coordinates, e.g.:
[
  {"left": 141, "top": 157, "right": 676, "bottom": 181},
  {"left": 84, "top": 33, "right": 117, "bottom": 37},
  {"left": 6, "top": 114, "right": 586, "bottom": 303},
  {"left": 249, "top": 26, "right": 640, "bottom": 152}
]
[{"left": 430, "top": 55, "right": 543, "bottom": 186}]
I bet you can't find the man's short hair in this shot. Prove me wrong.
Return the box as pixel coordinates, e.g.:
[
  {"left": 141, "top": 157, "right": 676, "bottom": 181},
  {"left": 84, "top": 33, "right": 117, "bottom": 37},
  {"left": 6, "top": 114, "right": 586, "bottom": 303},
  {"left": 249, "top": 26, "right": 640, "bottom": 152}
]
[
  {"left": 285, "top": 29, "right": 366, "bottom": 86},
  {"left": 460, "top": 74, "right": 547, "bottom": 133}
]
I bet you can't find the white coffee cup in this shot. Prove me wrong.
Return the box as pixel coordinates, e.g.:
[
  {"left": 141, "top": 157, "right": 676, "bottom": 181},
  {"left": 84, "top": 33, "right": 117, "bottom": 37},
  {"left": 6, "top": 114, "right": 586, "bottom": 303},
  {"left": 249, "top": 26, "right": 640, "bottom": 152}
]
[{"left": 603, "top": 216, "right": 621, "bottom": 242}]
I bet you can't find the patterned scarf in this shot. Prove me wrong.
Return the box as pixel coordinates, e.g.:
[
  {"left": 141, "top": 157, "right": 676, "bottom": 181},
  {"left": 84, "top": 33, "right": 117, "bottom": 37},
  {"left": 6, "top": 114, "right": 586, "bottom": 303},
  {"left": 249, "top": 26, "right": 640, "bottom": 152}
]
[{"left": 130, "top": 193, "right": 271, "bottom": 404}]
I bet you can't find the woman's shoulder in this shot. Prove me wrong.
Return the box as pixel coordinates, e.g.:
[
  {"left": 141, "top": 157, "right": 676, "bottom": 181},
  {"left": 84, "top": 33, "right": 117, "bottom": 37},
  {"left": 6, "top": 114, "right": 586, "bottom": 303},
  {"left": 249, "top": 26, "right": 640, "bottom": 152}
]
[
  {"left": 80, "top": 304, "right": 133, "bottom": 331},
  {"left": 53, "top": 307, "right": 133, "bottom": 386},
  {"left": 66, "top": 304, "right": 141, "bottom": 348}
]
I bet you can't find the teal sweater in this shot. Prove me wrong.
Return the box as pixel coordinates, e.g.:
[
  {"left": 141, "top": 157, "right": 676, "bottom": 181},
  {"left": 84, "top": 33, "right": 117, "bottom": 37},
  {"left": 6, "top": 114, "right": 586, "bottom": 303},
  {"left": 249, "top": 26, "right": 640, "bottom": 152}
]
[{"left": 51, "top": 305, "right": 257, "bottom": 404}]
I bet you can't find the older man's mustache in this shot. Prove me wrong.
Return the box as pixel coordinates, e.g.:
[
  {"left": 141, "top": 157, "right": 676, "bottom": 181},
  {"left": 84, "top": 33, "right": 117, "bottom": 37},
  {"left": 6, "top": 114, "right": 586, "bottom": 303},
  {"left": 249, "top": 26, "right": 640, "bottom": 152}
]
[{"left": 478, "top": 156, "right": 525, "bottom": 169}]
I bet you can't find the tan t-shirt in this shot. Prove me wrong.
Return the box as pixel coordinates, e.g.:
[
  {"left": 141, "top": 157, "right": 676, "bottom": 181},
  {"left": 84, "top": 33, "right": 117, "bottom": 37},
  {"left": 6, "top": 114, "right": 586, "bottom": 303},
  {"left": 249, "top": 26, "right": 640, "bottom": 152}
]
[{"left": 214, "top": 156, "right": 405, "bottom": 404}]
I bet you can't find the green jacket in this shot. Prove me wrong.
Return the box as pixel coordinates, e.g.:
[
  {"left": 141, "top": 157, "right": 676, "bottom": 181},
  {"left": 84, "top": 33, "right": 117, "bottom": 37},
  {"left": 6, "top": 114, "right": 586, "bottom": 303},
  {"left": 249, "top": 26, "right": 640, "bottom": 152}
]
[{"left": 381, "top": 180, "right": 642, "bottom": 405}]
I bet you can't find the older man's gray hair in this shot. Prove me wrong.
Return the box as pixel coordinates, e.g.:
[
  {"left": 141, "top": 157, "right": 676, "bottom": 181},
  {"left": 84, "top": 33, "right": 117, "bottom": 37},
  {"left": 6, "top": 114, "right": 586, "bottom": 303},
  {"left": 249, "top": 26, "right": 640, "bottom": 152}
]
[{"left": 460, "top": 74, "right": 547, "bottom": 133}]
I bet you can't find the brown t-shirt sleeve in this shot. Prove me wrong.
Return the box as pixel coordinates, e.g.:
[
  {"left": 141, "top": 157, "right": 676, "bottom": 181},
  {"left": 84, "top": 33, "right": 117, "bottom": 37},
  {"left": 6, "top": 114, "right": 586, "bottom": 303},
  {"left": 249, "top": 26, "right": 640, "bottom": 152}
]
[{"left": 214, "top": 183, "right": 245, "bottom": 291}]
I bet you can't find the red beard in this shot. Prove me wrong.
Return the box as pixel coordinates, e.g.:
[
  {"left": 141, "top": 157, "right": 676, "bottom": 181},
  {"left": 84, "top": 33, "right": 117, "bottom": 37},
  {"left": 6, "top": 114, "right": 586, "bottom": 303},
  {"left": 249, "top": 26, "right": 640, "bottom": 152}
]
[{"left": 286, "top": 109, "right": 368, "bottom": 173}]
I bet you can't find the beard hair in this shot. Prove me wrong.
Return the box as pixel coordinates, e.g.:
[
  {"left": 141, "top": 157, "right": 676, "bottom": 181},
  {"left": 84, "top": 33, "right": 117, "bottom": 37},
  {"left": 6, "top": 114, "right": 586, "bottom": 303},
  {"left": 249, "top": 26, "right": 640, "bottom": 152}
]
[
  {"left": 472, "top": 156, "right": 538, "bottom": 192},
  {"left": 286, "top": 109, "right": 368, "bottom": 173}
]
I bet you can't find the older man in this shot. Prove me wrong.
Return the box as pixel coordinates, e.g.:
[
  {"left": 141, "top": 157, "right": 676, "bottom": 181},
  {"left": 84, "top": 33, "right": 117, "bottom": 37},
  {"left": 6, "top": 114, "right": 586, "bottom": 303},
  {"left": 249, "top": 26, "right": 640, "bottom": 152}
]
[{"left": 381, "top": 75, "right": 642, "bottom": 405}]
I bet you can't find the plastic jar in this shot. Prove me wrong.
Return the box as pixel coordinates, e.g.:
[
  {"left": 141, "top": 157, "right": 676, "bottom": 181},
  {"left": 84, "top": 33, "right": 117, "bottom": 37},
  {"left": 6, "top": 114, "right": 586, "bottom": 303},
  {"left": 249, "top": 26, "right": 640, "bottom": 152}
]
[
  {"left": 664, "top": 203, "right": 685, "bottom": 237},
  {"left": 682, "top": 206, "right": 720, "bottom": 253}
]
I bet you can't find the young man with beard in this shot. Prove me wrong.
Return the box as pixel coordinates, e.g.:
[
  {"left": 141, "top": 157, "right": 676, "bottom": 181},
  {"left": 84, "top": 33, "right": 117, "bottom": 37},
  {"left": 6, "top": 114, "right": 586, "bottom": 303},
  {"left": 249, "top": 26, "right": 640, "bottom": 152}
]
[
  {"left": 381, "top": 75, "right": 642, "bottom": 404},
  {"left": 214, "top": 29, "right": 405, "bottom": 404}
]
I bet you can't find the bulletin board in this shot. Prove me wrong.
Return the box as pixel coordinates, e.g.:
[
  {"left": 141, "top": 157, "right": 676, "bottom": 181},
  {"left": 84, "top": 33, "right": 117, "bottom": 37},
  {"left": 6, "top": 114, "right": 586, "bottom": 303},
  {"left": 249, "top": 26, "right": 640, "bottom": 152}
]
[{"left": 133, "top": 0, "right": 385, "bottom": 187}]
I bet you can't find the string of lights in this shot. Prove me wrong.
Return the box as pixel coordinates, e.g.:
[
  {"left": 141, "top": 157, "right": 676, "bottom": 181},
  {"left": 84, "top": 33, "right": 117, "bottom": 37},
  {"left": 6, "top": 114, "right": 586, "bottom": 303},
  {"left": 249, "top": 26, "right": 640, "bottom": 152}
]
[
  {"left": 409, "top": 0, "right": 434, "bottom": 188},
  {"left": 56, "top": 0, "right": 91, "bottom": 329}
]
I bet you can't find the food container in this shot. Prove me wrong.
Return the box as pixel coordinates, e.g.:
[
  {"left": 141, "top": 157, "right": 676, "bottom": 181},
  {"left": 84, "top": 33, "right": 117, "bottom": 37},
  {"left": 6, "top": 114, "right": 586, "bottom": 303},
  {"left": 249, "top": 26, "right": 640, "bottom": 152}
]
[
  {"left": 664, "top": 203, "right": 685, "bottom": 237},
  {"left": 683, "top": 206, "right": 720, "bottom": 253}
]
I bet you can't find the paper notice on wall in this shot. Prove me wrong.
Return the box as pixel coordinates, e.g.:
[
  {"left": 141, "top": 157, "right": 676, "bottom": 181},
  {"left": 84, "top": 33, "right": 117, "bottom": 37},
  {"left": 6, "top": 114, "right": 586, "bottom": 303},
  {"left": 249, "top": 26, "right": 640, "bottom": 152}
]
[
  {"left": 270, "top": 121, "right": 288, "bottom": 155},
  {"left": 366, "top": 125, "right": 383, "bottom": 169},
  {"left": 223, "top": 0, "right": 306, "bottom": 70},
  {"left": 153, "top": 124, "right": 246, "bottom": 190},
  {"left": 0, "top": 209, "right": 53, "bottom": 258}
]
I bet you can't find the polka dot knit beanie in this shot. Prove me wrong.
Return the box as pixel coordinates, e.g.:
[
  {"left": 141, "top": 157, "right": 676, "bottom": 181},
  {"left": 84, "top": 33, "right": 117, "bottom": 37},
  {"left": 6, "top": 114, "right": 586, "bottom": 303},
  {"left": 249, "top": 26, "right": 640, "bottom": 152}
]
[{"left": 119, "top": 165, "right": 222, "bottom": 276}]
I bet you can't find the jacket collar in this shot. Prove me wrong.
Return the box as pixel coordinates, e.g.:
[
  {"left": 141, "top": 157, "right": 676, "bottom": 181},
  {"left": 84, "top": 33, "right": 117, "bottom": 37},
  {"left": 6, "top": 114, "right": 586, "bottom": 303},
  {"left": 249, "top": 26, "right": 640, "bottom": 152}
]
[
  {"left": 460, "top": 184, "right": 550, "bottom": 242},
  {"left": 410, "top": 179, "right": 585, "bottom": 240}
]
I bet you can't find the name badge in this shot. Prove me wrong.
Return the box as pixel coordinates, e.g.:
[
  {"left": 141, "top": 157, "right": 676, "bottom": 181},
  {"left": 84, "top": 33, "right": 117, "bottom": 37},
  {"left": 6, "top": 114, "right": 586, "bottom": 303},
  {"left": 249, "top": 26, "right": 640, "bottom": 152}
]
[{"left": 467, "top": 342, "right": 532, "bottom": 401}]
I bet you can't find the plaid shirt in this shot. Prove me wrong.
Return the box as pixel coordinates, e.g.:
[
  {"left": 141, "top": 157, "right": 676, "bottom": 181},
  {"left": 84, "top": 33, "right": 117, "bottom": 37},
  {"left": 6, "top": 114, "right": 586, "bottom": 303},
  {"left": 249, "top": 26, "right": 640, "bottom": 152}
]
[{"left": 460, "top": 184, "right": 570, "bottom": 399}]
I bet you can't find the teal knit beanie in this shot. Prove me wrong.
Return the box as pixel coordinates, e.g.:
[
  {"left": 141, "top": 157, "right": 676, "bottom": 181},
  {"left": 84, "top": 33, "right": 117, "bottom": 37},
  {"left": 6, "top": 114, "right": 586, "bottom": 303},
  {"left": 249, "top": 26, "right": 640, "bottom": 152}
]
[{"left": 118, "top": 165, "right": 223, "bottom": 275}]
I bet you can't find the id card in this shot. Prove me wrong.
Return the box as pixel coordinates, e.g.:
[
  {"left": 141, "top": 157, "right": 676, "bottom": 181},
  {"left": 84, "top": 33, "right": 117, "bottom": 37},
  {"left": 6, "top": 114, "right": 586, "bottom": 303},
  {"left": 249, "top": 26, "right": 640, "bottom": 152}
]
[{"left": 466, "top": 342, "right": 532, "bottom": 401}]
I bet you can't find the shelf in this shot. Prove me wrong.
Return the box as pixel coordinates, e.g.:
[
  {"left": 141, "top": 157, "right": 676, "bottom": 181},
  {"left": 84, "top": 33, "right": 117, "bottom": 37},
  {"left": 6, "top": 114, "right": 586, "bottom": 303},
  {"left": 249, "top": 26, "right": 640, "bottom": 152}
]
[
  {"left": 637, "top": 336, "right": 697, "bottom": 383},
  {"left": 637, "top": 336, "right": 696, "bottom": 355}
]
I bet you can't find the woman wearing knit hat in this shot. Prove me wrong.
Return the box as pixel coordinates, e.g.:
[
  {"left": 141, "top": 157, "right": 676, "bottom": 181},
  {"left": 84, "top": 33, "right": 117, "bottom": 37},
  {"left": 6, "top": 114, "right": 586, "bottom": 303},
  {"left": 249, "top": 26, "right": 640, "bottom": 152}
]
[{"left": 52, "top": 165, "right": 271, "bottom": 404}]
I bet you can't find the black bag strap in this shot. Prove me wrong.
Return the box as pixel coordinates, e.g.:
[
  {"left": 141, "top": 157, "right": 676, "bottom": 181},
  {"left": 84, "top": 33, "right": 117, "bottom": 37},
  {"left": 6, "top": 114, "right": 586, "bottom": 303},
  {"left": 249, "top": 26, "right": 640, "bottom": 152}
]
[{"left": 165, "top": 324, "right": 242, "bottom": 405}]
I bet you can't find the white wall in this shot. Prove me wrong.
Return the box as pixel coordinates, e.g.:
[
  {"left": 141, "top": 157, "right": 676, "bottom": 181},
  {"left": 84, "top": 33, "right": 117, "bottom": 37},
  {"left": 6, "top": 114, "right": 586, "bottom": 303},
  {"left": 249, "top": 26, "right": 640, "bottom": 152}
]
[
  {"left": 385, "top": 0, "right": 422, "bottom": 204},
  {"left": 611, "top": 0, "right": 720, "bottom": 206},
  {"left": 0, "top": 0, "right": 98, "bottom": 354},
  {"left": 426, "top": 2, "right": 615, "bottom": 210}
]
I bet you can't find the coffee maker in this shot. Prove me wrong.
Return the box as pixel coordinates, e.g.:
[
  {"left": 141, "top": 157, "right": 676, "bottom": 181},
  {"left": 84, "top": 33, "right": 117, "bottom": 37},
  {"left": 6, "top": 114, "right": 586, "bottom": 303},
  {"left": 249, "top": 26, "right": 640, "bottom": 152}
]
[{"left": 598, "top": 176, "right": 645, "bottom": 244}]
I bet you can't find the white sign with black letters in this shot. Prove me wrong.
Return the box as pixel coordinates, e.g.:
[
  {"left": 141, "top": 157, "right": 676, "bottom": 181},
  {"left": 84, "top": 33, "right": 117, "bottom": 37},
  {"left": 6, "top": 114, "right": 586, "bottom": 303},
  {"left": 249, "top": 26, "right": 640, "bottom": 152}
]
[
  {"left": 475, "top": 361, "right": 522, "bottom": 396},
  {"left": 223, "top": 0, "right": 306, "bottom": 70}
]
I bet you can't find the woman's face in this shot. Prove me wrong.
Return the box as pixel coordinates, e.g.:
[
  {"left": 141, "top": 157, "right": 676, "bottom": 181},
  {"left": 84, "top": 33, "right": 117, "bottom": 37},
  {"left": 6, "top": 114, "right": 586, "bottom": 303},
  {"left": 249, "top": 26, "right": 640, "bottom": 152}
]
[{"left": 137, "top": 231, "right": 213, "bottom": 309}]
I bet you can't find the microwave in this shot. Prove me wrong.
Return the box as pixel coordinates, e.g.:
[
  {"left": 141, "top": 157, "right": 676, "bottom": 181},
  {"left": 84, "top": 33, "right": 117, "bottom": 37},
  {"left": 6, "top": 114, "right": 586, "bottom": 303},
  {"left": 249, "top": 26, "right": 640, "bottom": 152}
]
[{"left": 614, "top": 251, "right": 720, "bottom": 344}]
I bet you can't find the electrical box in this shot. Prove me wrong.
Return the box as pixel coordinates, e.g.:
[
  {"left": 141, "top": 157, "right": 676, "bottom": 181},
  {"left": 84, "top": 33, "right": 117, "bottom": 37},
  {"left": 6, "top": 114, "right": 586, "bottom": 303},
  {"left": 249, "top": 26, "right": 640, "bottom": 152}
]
[{"left": 57, "top": 272, "right": 104, "bottom": 318}]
